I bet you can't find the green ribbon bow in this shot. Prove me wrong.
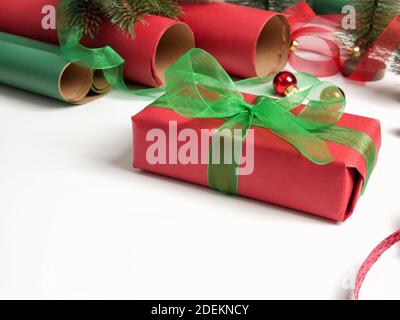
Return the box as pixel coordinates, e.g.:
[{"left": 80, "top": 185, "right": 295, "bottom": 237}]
[
  {"left": 57, "top": 0, "right": 134, "bottom": 92},
  {"left": 153, "top": 48, "right": 376, "bottom": 195}
]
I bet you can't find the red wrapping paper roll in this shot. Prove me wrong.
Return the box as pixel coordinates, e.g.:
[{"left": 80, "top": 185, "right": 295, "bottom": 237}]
[
  {"left": 180, "top": 3, "right": 291, "bottom": 78},
  {"left": 0, "top": 0, "right": 195, "bottom": 87}
]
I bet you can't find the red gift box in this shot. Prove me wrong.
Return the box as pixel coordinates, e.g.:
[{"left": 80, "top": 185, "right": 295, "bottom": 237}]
[{"left": 132, "top": 94, "right": 381, "bottom": 222}]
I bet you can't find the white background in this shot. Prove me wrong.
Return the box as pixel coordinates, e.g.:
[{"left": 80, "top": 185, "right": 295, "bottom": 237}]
[{"left": 0, "top": 69, "right": 399, "bottom": 300}]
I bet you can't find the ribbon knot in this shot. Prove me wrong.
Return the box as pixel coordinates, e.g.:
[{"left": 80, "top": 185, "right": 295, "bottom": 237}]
[{"left": 242, "top": 101, "right": 255, "bottom": 114}]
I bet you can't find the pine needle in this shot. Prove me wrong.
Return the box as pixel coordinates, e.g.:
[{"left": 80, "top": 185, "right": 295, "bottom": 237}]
[
  {"left": 350, "top": 0, "right": 400, "bottom": 74},
  {"left": 63, "top": 0, "right": 183, "bottom": 38},
  {"left": 64, "top": 0, "right": 103, "bottom": 39}
]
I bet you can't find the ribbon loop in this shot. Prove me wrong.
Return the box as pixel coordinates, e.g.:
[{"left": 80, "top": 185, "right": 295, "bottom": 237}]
[
  {"left": 284, "top": 2, "right": 342, "bottom": 77},
  {"left": 253, "top": 99, "right": 334, "bottom": 165},
  {"left": 164, "top": 49, "right": 244, "bottom": 118},
  {"left": 296, "top": 81, "right": 346, "bottom": 130}
]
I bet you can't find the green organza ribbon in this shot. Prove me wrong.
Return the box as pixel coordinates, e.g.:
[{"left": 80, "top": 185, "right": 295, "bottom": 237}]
[
  {"left": 57, "top": 0, "right": 134, "bottom": 92},
  {"left": 153, "top": 48, "right": 376, "bottom": 195}
]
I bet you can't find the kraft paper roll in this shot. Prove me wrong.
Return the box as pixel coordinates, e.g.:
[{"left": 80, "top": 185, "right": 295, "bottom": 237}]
[
  {"left": 0, "top": 0, "right": 195, "bottom": 87},
  {"left": 180, "top": 3, "right": 291, "bottom": 78},
  {"left": 0, "top": 32, "right": 110, "bottom": 104}
]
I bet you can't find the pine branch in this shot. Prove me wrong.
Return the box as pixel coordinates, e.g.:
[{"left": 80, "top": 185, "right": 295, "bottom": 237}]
[
  {"left": 371, "top": 0, "right": 400, "bottom": 43},
  {"left": 63, "top": 0, "right": 183, "bottom": 38},
  {"left": 349, "top": 0, "right": 400, "bottom": 73},
  {"left": 147, "top": 0, "right": 182, "bottom": 18},
  {"left": 100, "top": 0, "right": 148, "bottom": 37},
  {"left": 350, "top": 0, "right": 377, "bottom": 45},
  {"left": 64, "top": 0, "right": 103, "bottom": 39},
  {"left": 352, "top": 0, "right": 399, "bottom": 48}
]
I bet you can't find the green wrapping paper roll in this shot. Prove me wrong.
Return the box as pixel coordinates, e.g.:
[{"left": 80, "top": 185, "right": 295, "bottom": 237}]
[{"left": 0, "top": 32, "right": 111, "bottom": 104}]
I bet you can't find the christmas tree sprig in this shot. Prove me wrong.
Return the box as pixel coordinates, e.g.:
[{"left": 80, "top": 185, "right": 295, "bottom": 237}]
[
  {"left": 350, "top": 0, "right": 400, "bottom": 74},
  {"left": 351, "top": 0, "right": 400, "bottom": 47},
  {"left": 63, "top": 0, "right": 184, "bottom": 38}
]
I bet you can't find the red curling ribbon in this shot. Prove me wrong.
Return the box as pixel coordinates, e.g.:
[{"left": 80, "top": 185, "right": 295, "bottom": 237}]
[
  {"left": 283, "top": 2, "right": 342, "bottom": 77},
  {"left": 354, "top": 230, "right": 400, "bottom": 300},
  {"left": 289, "top": 26, "right": 341, "bottom": 77},
  {"left": 283, "top": 3, "right": 400, "bottom": 82},
  {"left": 349, "top": 16, "right": 400, "bottom": 82}
]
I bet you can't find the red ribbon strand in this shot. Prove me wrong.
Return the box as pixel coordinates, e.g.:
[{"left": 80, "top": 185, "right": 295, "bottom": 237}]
[
  {"left": 354, "top": 230, "right": 400, "bottom": 300},
  {"left": 284, "top": 3, "right": 400, "bottom": 82},
  {"left": 284, "top": 2, "right": 342, "bottom": 77},
  {"left": 349, "top": 16, "right": 400, "bottom": 82}
]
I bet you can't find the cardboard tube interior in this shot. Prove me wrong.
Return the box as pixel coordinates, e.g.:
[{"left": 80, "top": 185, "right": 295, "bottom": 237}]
[
  {"left": 256, "top": 15, "right": 290, "bottom": 76},
  {"left": 92, "top": 70, "right": 111, "bottom": 94},
  {"left": 155, "top": 23, "right": 195, "bottom": 84},
  {"left": 59, "top": 63, "right": 93, "bottom": 103}
]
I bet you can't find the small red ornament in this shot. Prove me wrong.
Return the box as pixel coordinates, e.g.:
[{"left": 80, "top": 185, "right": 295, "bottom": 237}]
[{"left": 273, "top": 71, "right": 298, "bottom": 96}]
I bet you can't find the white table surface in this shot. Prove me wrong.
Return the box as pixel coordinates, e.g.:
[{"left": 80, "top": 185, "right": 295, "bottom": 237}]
[{"left": 0, "top": 69, "right": 399, "bottom": 300}]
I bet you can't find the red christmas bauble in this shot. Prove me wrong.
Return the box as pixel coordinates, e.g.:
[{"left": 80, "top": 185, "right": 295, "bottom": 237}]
[{"left": 273, "top": 71, "right": 298, "bottom": 96}]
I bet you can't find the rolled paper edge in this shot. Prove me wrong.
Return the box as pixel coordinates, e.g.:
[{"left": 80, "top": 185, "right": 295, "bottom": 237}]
[
  {"left": 255, "top": 14, "right": 291, "bottom": 76},
  {"left": 0, "top": 31, "right": 92, "bottom": 103},
  {"left": 151, "top": 21, "right": 196, "bottom": 86},
  {"left": 68, "top": 68, "right": 112, "bottom": 105},
  {"left": 58, "top": 63, "right": 112, "bottom": 104},
  {"left": 58, "top": 63, "right": 93, "bottom": 103},
  {"left": 91, "top": 70, "right": 112, "bottom": 94}
]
